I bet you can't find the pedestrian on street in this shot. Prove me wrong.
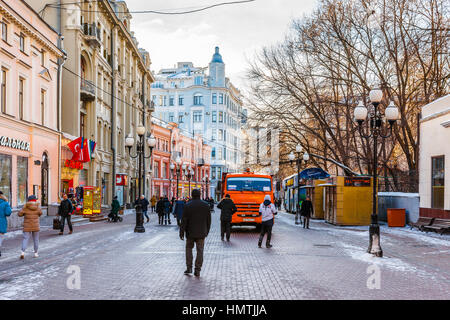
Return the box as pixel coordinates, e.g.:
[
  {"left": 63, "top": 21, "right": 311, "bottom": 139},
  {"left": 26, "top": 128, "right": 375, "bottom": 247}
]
[
  {"left": 217, "top": 194, "right": 237, "bottom": 242},
  {"left": 150, "top": 195, "right": 157, "bottom": 213},
  {"left": 136, "top": 195, "right": 150, "bottom": 223},
  {"left": 156, "top": 197, "right": 164, "bottom": 225},
  {"left": 258, "top": 195, "right": 277, "bottom": 248},
  {"left": 180, "top": 189, "right": 211, "bottom": 277},
  {"left": 208, "top": 197, "right": 214, "bottom": 211},
  {"left": 18, "top": 195, "right": 43, "bottom": 259},
  {"left": 300, "top": 196, "right": 314, "bottom": 229},
  {"left": 109, "top": 196, "right": 121, "bottom": 222},
  {"left": 295, "top": 198, "right": 303, "bottom": 225},
  {"left": 0, "top": 191, "right": 12, "bottom": 257},
  {"left": 172, "top": 198, "right": 186, "bottom": 227},
  {"left": 162, "top": 196, "right": 172, "bottom": 225},
  {"left": 58, "top": 193, "right": 74, "bottom": 235}
]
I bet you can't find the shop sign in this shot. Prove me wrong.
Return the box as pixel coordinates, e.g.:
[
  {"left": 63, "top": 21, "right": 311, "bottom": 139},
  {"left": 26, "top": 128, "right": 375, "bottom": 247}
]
[
  {"left": 286, "top": 178, "right": 294, "bottom": 187},
  {"left": 116, "top": 174, "right": 128, "bottom": 186},
  {"left": 0, "top": 136, "right": 30, "bottom": 151},
  {"left": 64, "top": 159, "right": 83, "bottom": 170},
  {"left": 344, "top": 177, "right": 371, "bottom": 187}
]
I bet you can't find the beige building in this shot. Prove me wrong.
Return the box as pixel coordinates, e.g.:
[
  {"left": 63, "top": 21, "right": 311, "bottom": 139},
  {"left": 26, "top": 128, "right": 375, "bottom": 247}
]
[
  {"left": 0, "top": 0, "right": 64, "bottom": 214},
  {"left": 26, "top": 0, "right": 155, "bottom": 206},
  {"left": 419, "top": 94, "right": 450, "bottom": 219}
]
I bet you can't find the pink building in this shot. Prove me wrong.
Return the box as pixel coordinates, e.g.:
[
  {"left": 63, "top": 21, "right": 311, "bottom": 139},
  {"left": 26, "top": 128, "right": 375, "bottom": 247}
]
[{"left": 0, "top": 0, "right": 64, "bottom": 211}]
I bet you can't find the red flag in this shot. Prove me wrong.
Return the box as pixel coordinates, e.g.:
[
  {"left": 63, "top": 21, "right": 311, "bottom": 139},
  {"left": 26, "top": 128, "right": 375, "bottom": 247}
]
[
  {"left": 68, "top": 137, "right": 83, "bottom": 161},
  {"left": 81, "top": 138, "right": 91, "bottom": 162}
]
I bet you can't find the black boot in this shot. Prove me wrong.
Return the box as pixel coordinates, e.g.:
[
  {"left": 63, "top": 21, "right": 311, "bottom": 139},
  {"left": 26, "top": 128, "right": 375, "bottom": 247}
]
[
  {"left": 184, "top": 268, "right": 192, "bottom": 274},
  {"left": 266, "top": 242, "right": 272, "bottom": 248}
]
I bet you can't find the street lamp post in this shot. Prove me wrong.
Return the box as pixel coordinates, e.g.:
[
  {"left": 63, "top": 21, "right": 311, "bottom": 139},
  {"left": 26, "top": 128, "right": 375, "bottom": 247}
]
[
  {"left": 171, "top": 156, "right": 182, "bottom": 199},
  {"left": 185, "top": 166, "right": 194, "bottom": 197},
  {"left": 354, "top": 88, "right": 399, "bottom": 257},
  {"left": 125, "top": 126, "right": 156, "bottom": 233},
  {"left": 288, "top": 144, "right": 309, "bottom": 224}
]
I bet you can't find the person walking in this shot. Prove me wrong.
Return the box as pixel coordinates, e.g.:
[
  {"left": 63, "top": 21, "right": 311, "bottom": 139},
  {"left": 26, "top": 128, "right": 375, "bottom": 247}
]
[
  {"left": 258, "top": 195, "right": 277, "bottom": 248},
  {"left": 0, "top": 191, "right": 12, "bottom": 257},
  {"left": 136, "top": 195, "right": 150, "bottom": 223},
  {"left": 156, "top": 196, "right": 164, "bottom": 225},
  {"left": 217, "top": 194, "right": 237, "bottom": 242},
  {"left": 162, "top": 196, "right": 172, "bottom": 225},
  {"left": 300, "top": 196, "right": 314, "bottom": 229},
  {"left": 150, "top": 195, "right": 157, "bottom": 213},
  {"left": 109, "top": 196, "right": 121, "bottom": 222},
  {"left": 180, "top": 189, "right": 211, "bottom": 277},
  {"left": 18, "top": 195, "right": 43, "bottom": 259},
  {"left": 58, "top": 193, "right": 74, "bottom": 235},
  {"left": 172, "top": 198, "right": 185, "bottom": 227}
]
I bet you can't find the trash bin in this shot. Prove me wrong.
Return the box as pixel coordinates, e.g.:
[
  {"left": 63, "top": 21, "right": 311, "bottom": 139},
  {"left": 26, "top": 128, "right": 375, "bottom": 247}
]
[{"left": 387, "top": 208, "right": 406, "bottom": 227}]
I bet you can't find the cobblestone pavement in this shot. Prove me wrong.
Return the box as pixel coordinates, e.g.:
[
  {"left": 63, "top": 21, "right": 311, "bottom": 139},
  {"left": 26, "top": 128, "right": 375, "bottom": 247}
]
[{"left": 0, "top": 208, "right": 449, "bottom": 300}]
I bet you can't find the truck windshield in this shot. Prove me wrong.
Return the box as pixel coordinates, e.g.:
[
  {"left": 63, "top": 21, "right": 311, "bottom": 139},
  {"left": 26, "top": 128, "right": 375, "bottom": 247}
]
[{"left": 226, "top": 177, "right": 271, "bottom": 192}]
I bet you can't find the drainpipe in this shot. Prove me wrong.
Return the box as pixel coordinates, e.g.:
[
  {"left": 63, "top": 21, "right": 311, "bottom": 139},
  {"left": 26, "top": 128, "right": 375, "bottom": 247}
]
[
  {"left": 57, "top": 34, "right": 67, "bottom": 202},
  {"left": 111, "top": 26, "right": 117, "bottom": 204}
]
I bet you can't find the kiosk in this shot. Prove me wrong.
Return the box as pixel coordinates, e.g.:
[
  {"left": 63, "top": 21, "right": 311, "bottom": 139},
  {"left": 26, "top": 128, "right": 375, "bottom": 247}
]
[{"left": 319, "top": 176, "right": 373, "bottom": 226}]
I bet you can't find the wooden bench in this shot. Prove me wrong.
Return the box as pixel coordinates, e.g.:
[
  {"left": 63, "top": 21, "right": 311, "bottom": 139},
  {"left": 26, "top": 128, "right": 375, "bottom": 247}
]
[
  {"left": 423, "top": 218, "right": 450, "bottom": 235},
  {"left": 409, "top": 217, "right": 434, "bottom": 231}
]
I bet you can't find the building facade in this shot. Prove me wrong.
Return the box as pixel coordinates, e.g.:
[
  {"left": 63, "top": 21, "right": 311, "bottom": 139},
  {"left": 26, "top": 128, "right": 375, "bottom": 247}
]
[
  {"left": 26, "top": 0, "right": 155, "bottom": 207},
  {"left": 419, "top": 94, "right": 450, "bottom": 219},
  {"left": 150, "top": 118, "right": 212, "bottom": 200},
  {"left": 151, "top": 47, "right": 244, "bottom": 200},
  {"left": 0, "top": 0, "right": 64, "bottom": 211}
]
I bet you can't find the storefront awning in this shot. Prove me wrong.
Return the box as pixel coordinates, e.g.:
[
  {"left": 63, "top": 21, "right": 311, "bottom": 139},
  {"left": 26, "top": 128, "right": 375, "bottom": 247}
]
[{"left": 299, "top": 167, "right": 330, "bottom": 180}]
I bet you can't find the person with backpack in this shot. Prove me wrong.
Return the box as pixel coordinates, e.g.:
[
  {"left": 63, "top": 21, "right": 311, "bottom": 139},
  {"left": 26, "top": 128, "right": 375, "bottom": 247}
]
[
  {"left": 258, "top": 195, "right": 277, "bottom": 248},
  {"left": 18, "top": 195, "right": 43, "bottom": 259},
  {"left": 217, "top": 194, "right": 237, "bottom": 242},
  {"left": 0, "top": 191, "right": 12, "bottom": 257}
]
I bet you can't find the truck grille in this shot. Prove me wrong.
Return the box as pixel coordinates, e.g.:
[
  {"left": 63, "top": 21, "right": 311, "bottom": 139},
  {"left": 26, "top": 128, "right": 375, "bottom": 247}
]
[{"left": 235, "top": 203, "right": 260, "bottom": 217}]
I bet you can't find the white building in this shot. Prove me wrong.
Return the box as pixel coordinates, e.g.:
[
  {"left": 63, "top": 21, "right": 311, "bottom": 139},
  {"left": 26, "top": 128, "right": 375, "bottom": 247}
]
[
  {"left": 419, "top": 94, "right": 450, "bottom": 219},
  {"left": 151, "top": 47, "right": 246, "bottom": 200}
]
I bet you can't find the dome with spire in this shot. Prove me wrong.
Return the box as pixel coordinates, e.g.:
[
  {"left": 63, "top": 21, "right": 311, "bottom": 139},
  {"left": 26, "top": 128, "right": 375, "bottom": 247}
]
[{"left": 211, "top": 46, "right": 224, "bottom": 63}]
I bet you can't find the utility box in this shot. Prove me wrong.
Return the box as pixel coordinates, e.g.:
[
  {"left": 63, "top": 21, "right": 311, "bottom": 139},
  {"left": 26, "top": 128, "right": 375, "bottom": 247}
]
[
  {"left": 387, "top": 208, "right": 406, "bottom": 227},
  {"left": 320, "top": 176, "right": 373, "bottom": 226}
]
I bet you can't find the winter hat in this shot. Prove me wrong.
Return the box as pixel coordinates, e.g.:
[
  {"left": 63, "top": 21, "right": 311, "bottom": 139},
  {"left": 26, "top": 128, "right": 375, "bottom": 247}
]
[
  {"left": 264, "top": 195, "right": 271, "bottom": 201},
  {"left": 27, "top": 195, "right": 38, "bottom": 202}
]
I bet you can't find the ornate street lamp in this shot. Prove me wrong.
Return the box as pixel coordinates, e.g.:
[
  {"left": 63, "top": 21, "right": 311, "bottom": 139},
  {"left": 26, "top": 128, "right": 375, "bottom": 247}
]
[
  {"left": 125, "top": 126, "right": 156, "bottom": 233},
  {"left": 171, "top": 156, "right": 182, "bottom": 199},
  {"left": 185, "top": 166, "right": 194, "bottom": 197},
  {"left": 288, "top": 144, "right": 309, "bottom": 224},
  {"left": 354, "top": 88, "right": 399, "bottom": 257}
]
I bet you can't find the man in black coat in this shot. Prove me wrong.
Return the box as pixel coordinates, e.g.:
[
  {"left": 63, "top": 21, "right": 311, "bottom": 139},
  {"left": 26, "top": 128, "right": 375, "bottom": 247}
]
[
  {"left": 135, "top": 195, "right": 150, "bottom": 223},
  {"left": 180, "top": 189, "right": 211, "bottom": 277},
  {"left": 58, "top": 193, "right": 74, "bottom": 235},
  {"left": 156, "top": 197, "right": 164, "bottom": 225},
  {"left": 217, "top": 194, "right": 237, "bottom": 241},
  {"left": 300, "top": 196, "right": 314, "bottom": 229}
]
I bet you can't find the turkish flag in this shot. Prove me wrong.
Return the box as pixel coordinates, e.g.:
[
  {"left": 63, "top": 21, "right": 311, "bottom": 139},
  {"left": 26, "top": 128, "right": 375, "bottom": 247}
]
[{"left": 68, "top": 137, "right": 83, "bottom": 161}]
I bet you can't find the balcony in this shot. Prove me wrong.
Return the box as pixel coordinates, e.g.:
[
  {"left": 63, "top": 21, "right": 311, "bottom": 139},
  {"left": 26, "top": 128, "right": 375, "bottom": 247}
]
[
  {"left": 81, "top": 23, "right": 101, "bottom": 48},
  {"left": 80, "top": 79, "right": 96, "bottom": 101}
]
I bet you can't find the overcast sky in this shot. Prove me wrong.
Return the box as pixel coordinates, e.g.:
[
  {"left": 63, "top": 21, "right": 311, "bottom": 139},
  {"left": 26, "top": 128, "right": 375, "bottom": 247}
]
[{"left": 126, "top": 0, "right": 318, "bottom": 91}]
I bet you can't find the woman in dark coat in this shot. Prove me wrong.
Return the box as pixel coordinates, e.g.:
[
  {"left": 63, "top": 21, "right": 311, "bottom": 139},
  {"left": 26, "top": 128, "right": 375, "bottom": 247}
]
[
  {"left": 300, "top": 196, "right": 314, "bottom": 229},
  {"left": 172, "top": 198, "right": 186, "bottom": 227}
]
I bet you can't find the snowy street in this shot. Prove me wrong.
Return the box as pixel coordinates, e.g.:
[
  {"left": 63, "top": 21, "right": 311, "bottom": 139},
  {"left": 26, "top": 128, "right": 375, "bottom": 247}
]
[{"left": 0, "top": 208, "right": 449, "bottom": 300}]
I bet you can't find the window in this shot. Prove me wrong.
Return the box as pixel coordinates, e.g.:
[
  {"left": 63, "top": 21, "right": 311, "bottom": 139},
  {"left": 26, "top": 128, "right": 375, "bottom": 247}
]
[
  {"left": 169, "top": 112, "right": 174, "bottom": 122},
  {"left": 163, "top": 96, "right": 167, "bottom": 106},
  {"left": 17, "top": 156, "right": 28, "bottom": 206},
  {"left": 152, "top": 95, "right": 157, "bottom": 103},
  {"left": 219, "top": 111, "right": 223, "bottom": 123},
  {"left": 194, "top": 76, "right": 203, "bottom": 85},
  {"left": 219, "top": 93, "right": 224, "bottom": 104},
  {"left": 178, "top": 112, "right": 184, "bottom": 123},
  {"left": 212, "top": 148, "right": 216, "bottom": 159},
  {"left": 80, "top": 112, "right": 86, "bottom": 137},
  {"left": 212, "top": 111, "right": 217, "bottom": 122},
  {"left": 159, "top": 96, "right": 163, "bottom": 106},
  {"left": 212, "top": 93, "right": 217, "bottom": 104},
  {"left": 169, "top": 96, "right": 174, "bottom": 106},
  {"left": 0, "top": 154, "right": 11, "bottom": 201},
  {"left": 162, "top": 162, "right": 167, "bottom": 179},
  {"left": 218, "top": 148, "right": 222, "bottom": 160},
  {"left": 219, "top": 129, "right": 223, "bottom": 141},
  {"left": 1, "top": 68, "right": 6, "bottom": 113},
  {"left": 19, "top": 34, "right": 25, "bottom": 52},
  {"left": 41, "top": 89, "right": 46, "bottom": 125},
  {"left": 212, "top": 129, "right": 216, "bottom": 141},
  {"left": 193, "top": 111, "right": 202, "bottom": 123},
  {"left": 1, "top": 21, "right": 7, "bottom": 42},
  {"left": 194, "top": 95, "right": 203, "bottom": 105},
  {"left": 179, "top": 95, "right": 184, "bottom": 106},
  {"left": 154, "top": 162, "right": 159, "bottom": 178},
  {"left": 223, "top": 147, "right": 227, "bottom": 160},
  {"left": 19, "top": 78, "right": 24, "bottom": 120},
  {"left": 432, "top": 156, "right": 445, "bottom": 209}
]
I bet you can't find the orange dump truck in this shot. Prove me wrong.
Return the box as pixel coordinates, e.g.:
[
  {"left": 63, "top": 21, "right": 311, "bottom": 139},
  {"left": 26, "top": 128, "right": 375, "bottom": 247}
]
[{"left": 220, "top": 170, "right": 274, "bottom": 230}]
